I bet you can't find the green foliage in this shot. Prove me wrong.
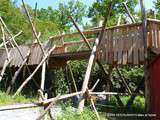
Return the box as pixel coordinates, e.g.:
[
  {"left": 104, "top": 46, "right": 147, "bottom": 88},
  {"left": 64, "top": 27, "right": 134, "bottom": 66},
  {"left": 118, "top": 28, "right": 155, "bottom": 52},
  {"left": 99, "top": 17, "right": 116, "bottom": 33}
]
[
  {"left": 153, "top": 0, "right": 160, "bottom": 19},
  {"left": 57, "top": 107, "right": 98, "bottom": 120},
  {"left": 0, "top": 0, "right": 87, "bottom": 44},
  {"left": 111, "top": 66, "right": 144, "bottom": 92},
  {"left": 88, "top": 0, "right": 138, "bottom": 26}
]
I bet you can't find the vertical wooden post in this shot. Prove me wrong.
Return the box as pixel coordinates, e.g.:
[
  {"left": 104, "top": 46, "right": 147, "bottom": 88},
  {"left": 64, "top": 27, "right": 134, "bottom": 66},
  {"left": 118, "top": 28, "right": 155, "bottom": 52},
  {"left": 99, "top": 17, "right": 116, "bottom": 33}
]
[
  {"left": 140, "top": 0, "right": 149, "bottom": 113},
  {"left": 78, "top": 38, "right": 99, "bottom": 112},
  {"left": 40, "top": 62, "right": 46, "bottom": 100}
]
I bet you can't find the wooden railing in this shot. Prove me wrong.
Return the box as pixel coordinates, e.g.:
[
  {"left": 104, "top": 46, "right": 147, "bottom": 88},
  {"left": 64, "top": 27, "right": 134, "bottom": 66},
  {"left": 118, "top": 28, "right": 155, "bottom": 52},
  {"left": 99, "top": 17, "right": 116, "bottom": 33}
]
[
  {"left": 49, "top": 19, "right": 160, "bottom": 65},
  {"left": 97, "top": 23, "right": 144, "bottom": 65}
]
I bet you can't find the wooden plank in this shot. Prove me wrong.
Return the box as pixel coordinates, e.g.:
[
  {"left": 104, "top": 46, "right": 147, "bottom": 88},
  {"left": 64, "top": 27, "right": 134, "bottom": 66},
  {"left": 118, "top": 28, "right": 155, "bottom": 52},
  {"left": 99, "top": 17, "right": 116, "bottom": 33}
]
[
  {"left": 139, "top": 26, "right": 145, "bottom": 63},
  {"left": 114, "top": 28, "right": 118, "bottom": 63},
  {"left": 106, "top": 30, "right": 109, "bottom": 63},
  {"left": 152, "top": 23, "right": 156, "bottom": 48},
  {"left": 128, "top": 27, "right": 133, "bottom": 63},
  {"left": 122, "top": 27, "right": 128, "bottom": 64},
  {"left": 118, "top": 29, "right": 122, "bottom": 64},
  {"left": 104, "top": 30, "right": 108, "bottom": 63},
  {"left": 155, "top": 23, "right": 159, "bottom": 48},
  {"left": 154, "top": 23, "right": 158, "bottom": 48},
  {"left": 102, "top": 31, "right": 107, "bottom": 63},
  {"left": 133, "top": 26, "right": 139, "bottom": 64},
  {"left": 109, "top": 29, "right": 113, "bottom": 64}
]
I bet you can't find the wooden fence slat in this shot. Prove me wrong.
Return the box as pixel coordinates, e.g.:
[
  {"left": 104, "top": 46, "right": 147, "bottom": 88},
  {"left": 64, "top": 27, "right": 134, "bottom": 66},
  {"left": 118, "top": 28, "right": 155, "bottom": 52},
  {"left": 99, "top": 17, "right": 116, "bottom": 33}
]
[
  {"left": 133, "top": 27, "right": 139, "bottom": 64},
  {"left": 154, "top": 23, "right": 158, "bottom": 48},
  {"left": 110, "top": 30, "right": 113, "bottom": 64},
  {"left": 152, "top": 23, "right": 156, "bottom": 48},
  {"left": 122, "top": 27, "right": 128, "bottom": 64},
  {"left": 103, "top": 31, "right": 107, "bottom": 63},
  {"left": 107, "top": 30, "right": 110, "bottom": 64},
  {"left": 128, "top": 27, "right": 133, "bottom": 64},
  {"left": 139, "top": 26, "right": 145, "bottom": 63},
  {"left": 114, "top": 29, "right": 118, "bottom": 63},
  {"left": 118, "top": 29, "right": 122, "bottom": 64}
]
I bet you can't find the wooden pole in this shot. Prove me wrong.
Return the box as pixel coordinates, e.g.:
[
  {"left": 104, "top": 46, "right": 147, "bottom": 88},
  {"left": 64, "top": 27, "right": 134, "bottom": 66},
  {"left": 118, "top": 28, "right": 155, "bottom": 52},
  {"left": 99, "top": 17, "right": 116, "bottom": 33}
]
[
  {"left": 14, "top": 46, "right": 56, "bottom": 96},
  {"left": 90, "top": 99, "right": 100, "bottom": 120},
  {"left": 0, "top": 17, "right": 14, "bottom": 48},
  {"left": 0, "top": 31, "right": 22, "bottom": 48},
  {"left": 0, "top": 17, "right": 40, "bottom": 88},
  {"left": 78, "top": 38, "right": 100, "bottom": 112},
  {"left": 40, "top": 62, "right": 46, "bottom": 97},
  {"left": 69, "top": 2, "right": 113, "bottom": 111},
  {"left": 0, "top": 26, "right": 12, "bottom": 82},
  {"left": 122, "top": 2, "right": 136, "bottom": 23},
  {"left": 140, "top": 0, "right": 149, "bottom": 112},
  {"left": 6, "top": 51, "right": 30, "bottom": 94},
  {"left": 1, "top": 26, "right": 9, "bottom": 60},
  {"left": 36, "top": 95, "right": 60, "bottom": 120},
  {"left": 68, "top": 63, "right": 78, "bottom": 93},
  {"left": 115, "top": 67, "right": 132, "bottom": 94},
  {"left": 90, "top": 92, "right": 143, "bottom": 96},
  {"left": 43, "top": 91, "right": 84, "bottom": 104},
  {"left": 0, "top": 59, "right": 11, "bottom": 82},
  {"left": 90, "top": 79, "right": 100, "bottom": 92},
  {"left": 69, "top": 16, "right": 92, "bottom": 49},
  {"left": 22, "top": 0, "right": 45, "bottom": 54}
]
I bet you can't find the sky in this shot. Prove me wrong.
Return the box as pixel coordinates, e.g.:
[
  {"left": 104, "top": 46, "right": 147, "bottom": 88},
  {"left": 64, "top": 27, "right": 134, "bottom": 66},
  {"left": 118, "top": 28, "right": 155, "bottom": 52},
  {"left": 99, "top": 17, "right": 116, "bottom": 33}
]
[{"left": 15, "top": 0, "right": 155, "bottom": 10}]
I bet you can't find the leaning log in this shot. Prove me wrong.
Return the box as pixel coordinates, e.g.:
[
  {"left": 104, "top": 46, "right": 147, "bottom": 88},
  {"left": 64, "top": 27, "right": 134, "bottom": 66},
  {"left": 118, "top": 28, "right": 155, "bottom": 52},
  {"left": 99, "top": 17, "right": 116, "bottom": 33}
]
[{"left": 14, "top": 46, "right": 56, "bottom": 96}]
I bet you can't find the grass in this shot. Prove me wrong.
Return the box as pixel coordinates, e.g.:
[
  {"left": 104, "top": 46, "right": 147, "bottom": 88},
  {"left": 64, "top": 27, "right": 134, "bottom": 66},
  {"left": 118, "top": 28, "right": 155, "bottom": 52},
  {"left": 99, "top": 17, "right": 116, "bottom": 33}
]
[
  {"left": 57, "top": 107, "right": 106, "bottom": 120},
  {"left": 0, "top": 91, "right": 36, "bottom": 106},
  {"left": 56, "top": 96, "right": 145, "bottom": 120}
]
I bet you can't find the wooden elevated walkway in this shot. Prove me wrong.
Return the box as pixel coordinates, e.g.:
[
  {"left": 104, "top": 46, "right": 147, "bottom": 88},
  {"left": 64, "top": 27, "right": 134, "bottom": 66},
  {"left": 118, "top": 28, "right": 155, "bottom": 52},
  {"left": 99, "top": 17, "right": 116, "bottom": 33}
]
[{"left": 0, "top": 19, "right": 160, "bottom": 67}]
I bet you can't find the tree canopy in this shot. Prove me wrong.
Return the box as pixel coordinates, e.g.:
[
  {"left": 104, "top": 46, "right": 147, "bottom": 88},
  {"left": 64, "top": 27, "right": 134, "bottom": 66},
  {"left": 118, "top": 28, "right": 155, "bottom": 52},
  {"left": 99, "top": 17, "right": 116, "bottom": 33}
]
[{"left": 88, "top": 0, "right": 138, "bottom": 26}]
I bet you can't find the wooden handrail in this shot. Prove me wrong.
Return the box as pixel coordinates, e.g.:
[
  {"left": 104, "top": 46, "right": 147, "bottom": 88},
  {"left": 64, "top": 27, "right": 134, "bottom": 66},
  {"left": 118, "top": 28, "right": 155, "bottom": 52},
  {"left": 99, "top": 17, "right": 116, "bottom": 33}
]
[
  {"left": 63, "top": 38, "right": 95, "bottom": 47},
  {"left": 49, "top": 23, "right": 142, "bottom": 41}
]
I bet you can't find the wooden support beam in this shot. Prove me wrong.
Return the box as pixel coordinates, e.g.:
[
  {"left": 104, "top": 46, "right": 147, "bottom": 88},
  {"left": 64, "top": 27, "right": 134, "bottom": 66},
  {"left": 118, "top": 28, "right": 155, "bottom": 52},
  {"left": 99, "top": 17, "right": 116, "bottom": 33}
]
[
  {"left": 0, "top": 17, "right": 40, "bottom": 88},
  {"left": 40, "top": 62, "right": 46, "bottom": 100},
  {"left": 22, "top": 0, "right": 45, "bottom": 54},
  {"left": 0, "top": 17, "right": 14, "bottom": 48},
  {"left": 69, "top": 16, "right": 92, "bottom": 49},
  {"left": 90, "top": 92, "right": 143, "bottom": 96},
  {"left": 0, "top": 31, "right": 22, "bottom": 48},
  {"left": 115, "top": 67, "right": 132, "bottom": 94},
  {"left": 0, "top": 59, "right": 11, "bottom": 82},
  {"left": 78, "top": 38, "right": 100, "bottom": 112},
  {"left": 14, "top": 46, "right": 56, "bottom": 96},
  {"left": 90, "top": 98, "right": 100, "bottom": 120},
  {"left": 43, "top": 91, "right": 84, "bottom": 104},
  {"left": 0, "top": 26, "right": 11, "bottom": 83},
  {"left": 90, "top": 79, "right": 100, "bottom": 92},
  {"left": 36, "top": 95, "right": 60, "bottom": 120},
  {"left": 1, "top": 26, "right": 9, "bottom": 60},
  {"left": 67, "top": 62, "right": 78, "bottom": 93},
  {"left": 122, "top": 2, "right": 136, "bottom": 23},
  {"left": 0, "top": 103, "right": 42, "bottom": 111},
  {"left": 6, "top": 51, "right": 30, "bottom": 94},
  {"left": 140, "top": 0, "right": 149, "bottom": 112}
]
